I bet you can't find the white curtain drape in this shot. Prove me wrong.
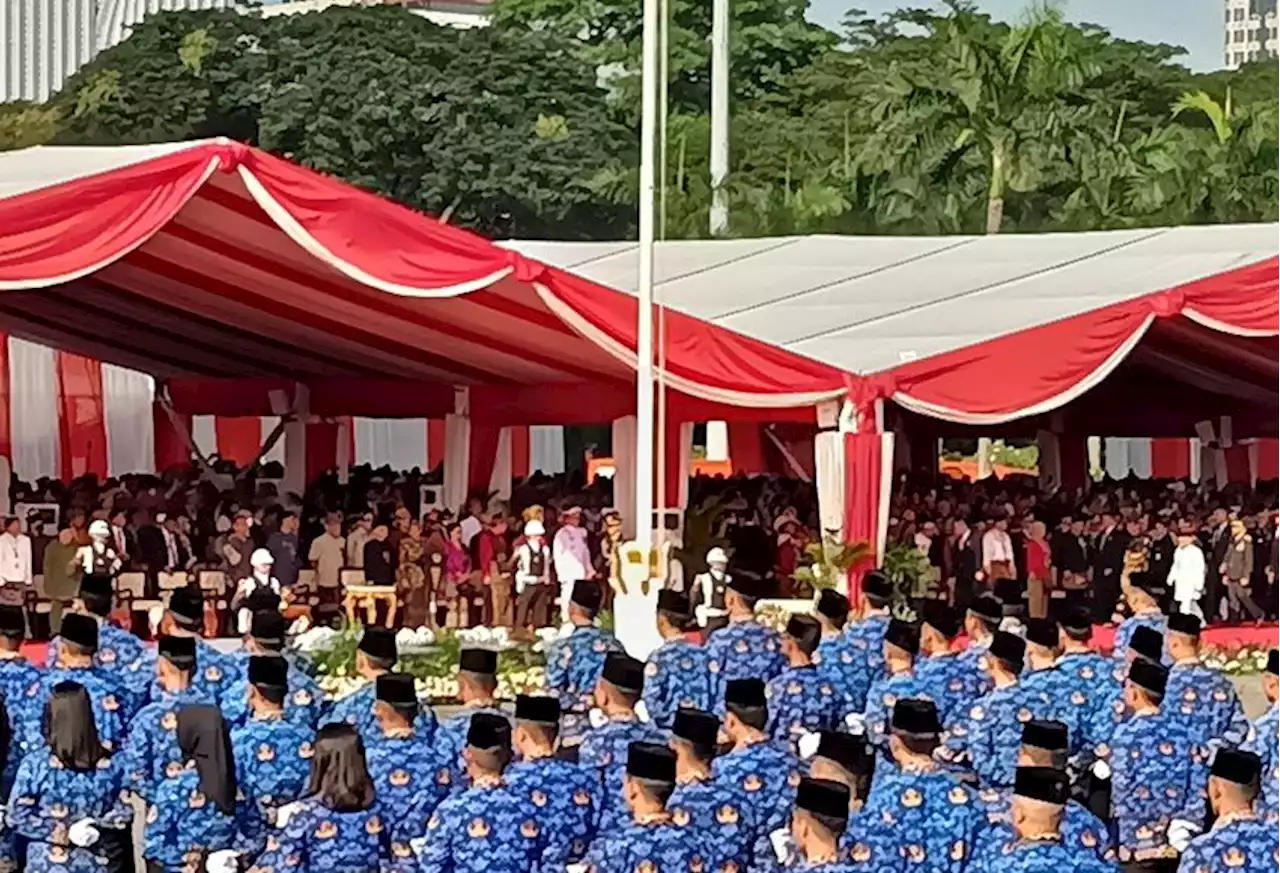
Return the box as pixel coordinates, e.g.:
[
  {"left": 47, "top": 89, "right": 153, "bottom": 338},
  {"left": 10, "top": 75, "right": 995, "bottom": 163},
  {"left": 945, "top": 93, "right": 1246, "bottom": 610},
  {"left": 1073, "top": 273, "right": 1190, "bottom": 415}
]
[
  {"left": 529, "top": 425, "right": 566, "bottom": 475},
  {"left": 354, "top": 418, "right": 427, "bottom": 471},
  {"left": 1104, "top": 437, "right": 1131, "bottom": 480},
  {"left": 704, "top": 421, "right": 728, "bottom": 462},
  {"left": 260, "top": 417, "right": 287, "bottom": 467},
  {"left": 1128, "top": 438, "right": 1152, "bottom": 479},
  {"left": 442, "top": 413, "right": 471, "bottom": 514},
  {"left": 9, "top": 338, "right": 60, "bottom": 481},
  {"left": 102, "top": 363, "right": 155, "bottom": 476},
  {"left": 191, "top": 415, "right": 217, "bottom": 459},
  {"left": 611, "top": 416, "right": 637, "bottom": 539},
  {"left": 814, "top": 431, "right": 845, "bottom": 537},
  {"left": 490, "top": 427, "right": 514, "bottom": 500}
]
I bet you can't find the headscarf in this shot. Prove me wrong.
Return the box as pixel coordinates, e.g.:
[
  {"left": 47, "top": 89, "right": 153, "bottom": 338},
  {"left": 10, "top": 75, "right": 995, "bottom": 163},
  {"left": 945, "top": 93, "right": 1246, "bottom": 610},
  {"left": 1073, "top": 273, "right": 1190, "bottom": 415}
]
[{"left": 177, "top": 705, "right": 237, "bottom": 815}]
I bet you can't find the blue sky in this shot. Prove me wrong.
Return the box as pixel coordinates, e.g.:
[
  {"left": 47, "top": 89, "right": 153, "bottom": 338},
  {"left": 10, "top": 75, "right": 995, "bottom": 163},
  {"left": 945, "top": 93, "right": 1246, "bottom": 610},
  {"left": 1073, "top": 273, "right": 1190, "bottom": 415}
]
[{"left": 807, "top": 0, "right": 1226, "bottom": 71}]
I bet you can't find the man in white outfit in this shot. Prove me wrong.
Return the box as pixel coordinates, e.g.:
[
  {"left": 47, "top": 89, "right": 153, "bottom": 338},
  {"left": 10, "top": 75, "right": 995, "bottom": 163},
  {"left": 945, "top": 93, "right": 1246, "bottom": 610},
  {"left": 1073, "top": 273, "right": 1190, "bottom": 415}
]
[
  {"left": 0, "top": 517, "right": 31, "bottom": 607},
  {"left": 1167, "top": 521, "right": 1206, "bottom": 620},
  {"left": 552, "top": 507, "right": 593, "bottom": 623}
]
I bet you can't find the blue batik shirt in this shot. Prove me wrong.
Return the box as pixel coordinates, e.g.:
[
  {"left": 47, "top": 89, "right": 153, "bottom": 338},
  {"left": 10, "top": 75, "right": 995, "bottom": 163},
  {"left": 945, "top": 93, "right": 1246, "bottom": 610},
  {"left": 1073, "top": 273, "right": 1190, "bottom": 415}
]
[
  {"left": 973, "top": 785, "right": 1113, "bottom": 865},
  {"left": 18, "top": 666, "right": 129, "bottom": 754},
  {"left": 1052, "top": 650, "right": 1120, "bottom": 758},
  {"left": 583, "top": 816, "right": 703, "bottom": 873},
  {"left": 230, "top": 714, "right": 315, "bottom": 855},
  {"left": 766, "top": 664, "right": 843, "bottom": 753},
  {"left": 844, "top": 612, "right": 892, "bottom": 685},
  {"left": 1111, "top": 611, "right": 1167, "bottom": 664},
  {"left": 1242, "top": 703, "right": 1278, "bottom": 821},
  {"left": 251, "top": 799, "right": 394, "bottom": 872},
  {"left": 668, "top": 776, "right": 754, "bottom": 871},
  {"left": 126, "top": 637, "right": 234, "bottom": 707},
  {"left": 916, "top": 652, "right": 987, "bottom": 727},
  {"left": 221, "top": 651, "right": 329, "bottom": 730},
  {"left": 365, "top": 727, "right": 454, "bottom": 847},
  {"left": 863, "top": 672, "right": 930, "bottom": 757},
  {"left": 814, "top": 630, "right": 871, "bottom": 714},
  {"left": 505, "top": 755, "right": 601, "bottom": 866},
  {"left": 967, "top": 838, "right": 1117, "bottom": 873},
  {"left": 414, "top": 779, "right": 547, "bottom": 873},
  {"left": 1175, "top": 813, "right": 1277, "bottom": 873},
  {"left": 705, "top": 620, "right": 786, "bottom": 713},
  {"left": 859, "top": 765, "right": 981, "bottom": 873},
  {"left": 143, "top": 765, "right": 237, "bottom": 869},
  {"left": 324, "top": 677, "right": 438, "bottom": 748},
  {"left": 641, "top": 637, "right": 713, "bottom": 730},
  {"left": 1165, "top": 659, "right": 1250, "bottom": 746},
  {"left": 120, "top": 684, "right": 212, "bottom": 802},
  {"left": 578, "top": 715, "right": 666, "bottom": 833},
  {"left": 545, "top": 625, "right": 623, "bottom": 729},
  {"left": 711, "top": 738, "right": 802, "bottom": 864},
  {"left": 435, "top": 704, "right": 509, "bottom": 785},
  {"left": 940, "top": 680, "right": 1055, "bottom": 790},
  {"left": 49, "top": 622, "right": 146, "bottom": 680}
]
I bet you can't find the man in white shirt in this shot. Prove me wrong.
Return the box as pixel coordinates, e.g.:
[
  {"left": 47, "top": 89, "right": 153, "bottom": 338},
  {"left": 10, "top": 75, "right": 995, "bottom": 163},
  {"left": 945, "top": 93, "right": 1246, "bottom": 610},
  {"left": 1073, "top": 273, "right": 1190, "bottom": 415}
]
[
  {"left": 0, "top": 517, "right": 32, "bottom": 607},
  {"left": 552, "top": 507, "right": 593, "bottom": 623},
  {"left": 1167, "top": 521, "right": 1207, "bottom": 620},
  {"left": 346, "top": 512, "right": 373, "bottom": 569},
  {"left": 981, "top": 514, "right": 1015, "bottom": 583},
  {"left": 458, "top": 498, "right": 485, "bottom": 549}
]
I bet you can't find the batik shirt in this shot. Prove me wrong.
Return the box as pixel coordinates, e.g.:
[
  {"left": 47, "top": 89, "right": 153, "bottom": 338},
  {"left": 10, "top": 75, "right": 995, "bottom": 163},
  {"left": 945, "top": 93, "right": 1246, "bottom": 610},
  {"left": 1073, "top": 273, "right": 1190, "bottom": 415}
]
[
  {"left": 582, "top": 816, "right": 702, "bottom": 873},
  {"left": 705, "top": 620, "right": 786, "bottom": 713},
  {"left": 18, "top": 666, "right": 129, "bottom": 753},
  {"left": 252, "top": 802, "right": 394, "bottom": 872},
  {"left": 915, "top": 652, "right": 985, "bottom": 727},
  {"left": 6, "top": 752, "right": 132, "bottom": 873},
  {"left": 711, "top": 738, "right": 802, "bottom": 864},
  {"left": 545, "top": 625, "right": 623, "bottom": 741},
  {"left": 1052, "top": 650, "right": 1120, "bottom": 758},
  {"left": 966, "top": 838, "right": 1117, "bottom": 873},
  {"left": 221, "top": 653, "right": 328, "bottom": 730},
  {"left": 126, "top": 638, "right": 234, "bottom": 707},
  {"left": 1175, "top": 813, "right": 1278, "bottom": 873},
  {"left": 1017, "top": 665, "right": 1086, "bottom": 752},
  {"left": 230, "top": 715, "right": 315, "bottom": 855},
  {"left": 435, "top": 704, "right": 509, "bottom": 784},
  {"left": 0, "top": 655, "right": 40, "bottom": 786},
  {"left": 1165, "top": 660, "right": 1250, "bottom": 746},
  {"left": 120, "top": 685, "right": 212, "bottom": 802},
  {"left": 365, "top": 728, "right": 453, "bottom": 848},
  {"left": 766, "top": 664, "right": 843, "bottom": 753},
  {"left": 143, "top": 765, "right": 237, "bottom": 870},
  {"left": 48, "top": 623, "right": 145, "bottom": 678},
  {"left": 324, "top": 677, "right": 437, "bottom": 747},
  {"left": 941, "top": 680, "right": 1053, "bottom": 790},
  {"left": 579, "top": 715, "right": 665, "bottom": 832},
  {"left": 1242, "top": 703, "right": 1278, "bottom": 821},
  {"left": 859, "top": 765, "right": 980, "bottom": 873},
  {"left": 1105, "top": 709, "right": 1208, "bottom": 861},
  {"left": 862, "top": 672, "right": 930, "bottom": 757},
  {"left": 1111, "top": 611, "right": 1167, "bottom": 663},
  {"left": 668, "top": 776, "right": 754, "bottom": 871},
  {"left": 843, "top": 612, "right": 892, "bottom": 686},
  {"left": 972, "top": 786, "right": 1113, "bottom": 865},
  {"left": 814, "top": 631, "right": 871, "bottom": 714},
  {"left": 641, "top": 637, "right": 713, "bottom": 730},
  {"left": 414, "top": 780, "right": 546, "bottom": 873},
  {"left": 505, "top": 755, "right": 600, "bottom": 865}
]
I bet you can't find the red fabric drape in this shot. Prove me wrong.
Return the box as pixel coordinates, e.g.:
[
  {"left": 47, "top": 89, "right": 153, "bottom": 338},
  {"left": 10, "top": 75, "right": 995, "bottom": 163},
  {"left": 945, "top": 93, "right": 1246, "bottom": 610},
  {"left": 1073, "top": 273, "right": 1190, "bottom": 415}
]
[
  {"left": 56, "top": 352, "right": 107, "bottom": 478},
  {"left": 469, "top": 424, "right": 501, "bottom": 493},
  {"left": 1151, "top": 438, "right": 1191, "bottom": 479},
  {"left": 511, "top": 426, "right": 530, "bottom": 480},
  {"left": 727, "top": 422, "right": 766, "bottom": 475},
  {"left": 427, "top": 419, "right": 446, "bottom": 471},
  {"left": 152, "top": 403, "right": 190, "bottom": 471},
  {"left": 1256, "top": 439, "right": 1279, "bottom": 481},
  {"left": 1225, "top": 445, "right": 1251, "bottom": 484},
  {"left": 214, "top": 418, "right": 262, "bottom": 466},
  {"left": 0, "top": 336, "right": 11, "bottom": 464},
  {"left": 1058, "top": 435, "right": 1088, "bottom": 489},
  {"left": 304, "top": 420, "right": 344, "bottom": 482},
  {"left": 843, "top": 432, "right": 886, "bottom": 600}
]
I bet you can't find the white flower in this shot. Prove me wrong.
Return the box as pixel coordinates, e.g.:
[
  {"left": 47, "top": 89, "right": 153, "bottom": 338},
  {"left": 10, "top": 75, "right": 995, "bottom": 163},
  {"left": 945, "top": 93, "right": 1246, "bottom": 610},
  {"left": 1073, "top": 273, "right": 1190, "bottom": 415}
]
[{"left": 292, "top": 626, "right": 339, "bottom": 653}]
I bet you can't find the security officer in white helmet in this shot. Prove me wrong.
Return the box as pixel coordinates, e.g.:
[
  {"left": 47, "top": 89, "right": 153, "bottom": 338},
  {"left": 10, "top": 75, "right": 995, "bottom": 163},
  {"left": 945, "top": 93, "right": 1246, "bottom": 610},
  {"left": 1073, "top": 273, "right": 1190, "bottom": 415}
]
[
  {"left": 232, "top": 548, "right": 281, "bottom": 634},
  {"left": 691, "top": 547, "right": 732, "bottom": 634}
]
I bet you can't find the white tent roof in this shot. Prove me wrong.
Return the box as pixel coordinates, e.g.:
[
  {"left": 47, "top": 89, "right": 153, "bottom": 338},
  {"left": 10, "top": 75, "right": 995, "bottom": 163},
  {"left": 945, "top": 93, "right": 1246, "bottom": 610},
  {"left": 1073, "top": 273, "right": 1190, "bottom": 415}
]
[{"left": 502, "top": 224, "right": 1279, "bottom": 376}]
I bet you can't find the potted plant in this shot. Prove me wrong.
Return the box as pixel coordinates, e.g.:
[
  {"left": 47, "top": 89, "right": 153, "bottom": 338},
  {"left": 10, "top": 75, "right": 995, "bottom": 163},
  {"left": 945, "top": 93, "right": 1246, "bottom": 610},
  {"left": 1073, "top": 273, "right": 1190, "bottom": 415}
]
[{"left": 881, "top": 542, "right": 931, "bottom": 619}]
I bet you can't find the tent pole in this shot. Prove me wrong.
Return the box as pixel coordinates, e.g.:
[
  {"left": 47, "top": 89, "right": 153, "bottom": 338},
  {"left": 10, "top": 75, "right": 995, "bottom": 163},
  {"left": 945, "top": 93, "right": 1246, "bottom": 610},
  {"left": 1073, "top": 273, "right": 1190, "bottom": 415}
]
[
  {"left": 633, "top": 0, "right": 659, "bottom": 564},
  {"left": 708, "top": 0, "right": 730, "bottom": 237}
]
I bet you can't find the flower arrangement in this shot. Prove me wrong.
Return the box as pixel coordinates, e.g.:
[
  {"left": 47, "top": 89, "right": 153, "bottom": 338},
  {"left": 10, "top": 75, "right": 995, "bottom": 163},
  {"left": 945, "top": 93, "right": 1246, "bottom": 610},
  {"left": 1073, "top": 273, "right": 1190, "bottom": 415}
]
[{"left": 1199, "top": 642, "right": 1272, "bottom": 675}]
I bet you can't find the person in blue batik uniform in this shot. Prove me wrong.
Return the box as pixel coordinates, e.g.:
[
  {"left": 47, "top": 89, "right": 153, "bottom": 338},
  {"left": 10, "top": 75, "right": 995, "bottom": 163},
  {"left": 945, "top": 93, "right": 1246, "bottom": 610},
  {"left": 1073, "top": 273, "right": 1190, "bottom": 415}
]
[
  {"left": 1015, "top": 620, "right": 1083, "bottom": 748},
  {"left": 7, "top": 682, "right": 133, "bottom": 873},
  {"left": 812, "top": 590, "right": 868, "bottom": 719},
  {"left": 843, "top": 571, "right": 894, "bottom": 692},
  {"left": 968, "top": 766, "right": 1116, "bottom": 873},
  {"left": 120, "top": 635, "right": 211, "bottom": 803},
  {"left": 18, "top": 614, "right": 128, "bottom": 754},
  {"left": 1176, "top": 748, "right": 1277, "bottom": 873},
  {"left": 364, "top": 673, "right": 452, "bottom": 850},
  {"left": 1240, "top": 650, "right": 1277, "bottom": 821},
  {"left": 1087, "top": 625, "right": 1164, "bottom": 760},
  {"left": 712, "top": 678, "right": 802, "bottom": 865},
  {"left": 324, "top": 626, "right": 436, "bottom": 745},
  {"left": 579, "top": 652, "right": 665, "bottom": 833},
  {"left": 783, "top": 778, "right": 885, "bottom": 873},
  {"left": 914, "top": 603, "right": 977, "bottom": 728},
  {"left": 1111, "top": 572, "right": 1168, "bottom": 664},
  {"left": 46, "top": 574, "right": 145, "bottom": 681},
  {"left": 125, "top": 586, "right": 233, "bottom": 707},
  {"left": 545, "top": 581, "right": 622, "bottom": 743},
  {"left": 667, "top": 708, "right": 753, "bottom": 871},
  {"left": 0, "top": 608, "right": 31, "bottom": 873},
  {"left": 705, "top": 571, "right": 786, "bottom": 713},
  {"left": 1052, "top": 606, "right": 1120, "bottom": 761},
  {"left": 230, "top": 656, "right": 316, "bottom": 857},
  {"left": 859, "top": 699, "right": 981, "bottom": 873},
  {"left": 435, "top": 648, "right": 510, "bottom": 783},
  {"left": 142, "top": 704, "right": 238, "bottom": 872},
  {"left": 506, "top": 694, "right": 599, "bottom": 867},
  {"left": 953, "top": 596, "right": 1000, "bottom": 701},
  {"left": 222, "top": 601, "right": 327, "bottom": 730},
  {"left": 641, "top": 590, "right": 712, "bottom": 730},
  {"left": 767, "top": 615, "right": 843, "bottom": 752},
  {"left": 248, "top": 723, "right": 394, "bottom": 873},
  {"left": 582, "top": 742, "right": 701, "bottom": 873},
  {"left": 412, "top": 712, "right": 548, "bottom": 873},
  {"left": 861, "top": 619, "right": 929, "bottom": 756},
  {"left": 1099, "top": 659, "right": 1209, "bottom": 870},
  {"left": 970, "top": 720, "right": 1113, "bottom": 866},
  {"left": 1164, "top": 613, "right": 1249, "bottom": 746}
]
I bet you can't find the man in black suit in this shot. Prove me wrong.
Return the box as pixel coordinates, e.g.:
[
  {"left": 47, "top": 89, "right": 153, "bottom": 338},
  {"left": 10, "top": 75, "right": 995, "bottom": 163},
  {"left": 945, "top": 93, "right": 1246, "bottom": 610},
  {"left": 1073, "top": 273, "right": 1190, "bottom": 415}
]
[
  {"left": 1051, "top": 515, "right": 1090, "bottom": 610},
  {"left": 1203, "top": 507, "right": 1230, "bottom": 622},
  {"left": 1090, "top": 510, "right": 1128, "bottom": 622},
  {"left": 949, "top": 516, "right": 980, "bottom": 611},
  {"left": 134, "top": 508, "right": 167, "bottom": 598}
]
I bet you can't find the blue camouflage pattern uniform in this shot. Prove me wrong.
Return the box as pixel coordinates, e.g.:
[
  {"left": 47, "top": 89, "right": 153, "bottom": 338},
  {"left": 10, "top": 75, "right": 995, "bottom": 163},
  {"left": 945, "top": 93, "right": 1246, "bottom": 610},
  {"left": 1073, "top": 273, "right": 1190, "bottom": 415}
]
[
  {"left": 858, "top": 766, "right": 981, "bottom": 873},
  {"left": 365, "top": 728, "right": 454, "bottom": 849},
  {"left": 18, "top": 666, "right": 129, "bottom": 753},
  {"left": 1165, "top": 660, "right": 1250, "bottom": 746},
  {"left": 863, "top": 673, "right": 929, "bottom": 757},
  {"left": 1175, "top": 814, "right": 1278, "bottom": 873},
  {"left": 1242, "top": 702, "right": 1278, "bottom": 820},
  {"left": 641, "top": 637, "right": 713, "bottom": 730},
  {"left": 1111, "top": 612, "right": 1167, "bottom": 663},
  {"left": 940, "top": 681, "right": 1053, "bottom": 789},
  {"left": 6, "top": 752, "right": 132, "bottom": 873},
  {"left": 1104, "top": 710, "right": 1209, "bottom": 864},
  {"left": 413, "top": 779, "right": 547, "bottom": 873},
  {"left": 915, "top": 652, "right": 986, "bottom": 728},
  {"left": 844, "top": 613, "right": 891, "bottom": 687},
  {"left": 766, "top": 665, "right": 843, "bottom": 753},
  {"left": 435, "top": 705, "right": 509, "bottom": 784},
  {"left": 711, "top": 739, "right": 802, "bottom": 865},
  {"left": 668, "top": 776, "right": 754, "bottom": 871},
  {"left": 972, "top": 786, "right": 1114, "bottom": 865},
  {"left": 582, "top": 816, "right": 703, "bottom": 873},
  {"left": 505, "top": 755, "right": 600, "bottom": 865},
  {"left": 813, "top": 631, "right": 870, "bottom": 716},
  {"left": 705, "top": 620, "right": 786, "bottom": 714},
  {"left": 221, "top": 653, "right": 329, "bottom": 730},
  {"left": 545, "top": 625, "right": 623, "bottom": 743},
  {"left": 578, "top": 716, "right": 665, "bottom": 833},
  {"left": 119, "top": 685, "right": 212, "bottom": 802},
  {"left": 126, "top": 638, "right": 234, "bottom": 707},
  {"left": 250, "top": 800, "right": 394, "bottom": 872},
  {"left": 142, "top": 765, "right": 237, "bottom": 870},
  {"left": 324, "top": 679, "right": 438, "bottom": 746},
  {"left": 230, "top": 715, "right": 315, "bottom": 855},
  {"left": 966, "top": 838, "right": 1117, "bottom": 873}
]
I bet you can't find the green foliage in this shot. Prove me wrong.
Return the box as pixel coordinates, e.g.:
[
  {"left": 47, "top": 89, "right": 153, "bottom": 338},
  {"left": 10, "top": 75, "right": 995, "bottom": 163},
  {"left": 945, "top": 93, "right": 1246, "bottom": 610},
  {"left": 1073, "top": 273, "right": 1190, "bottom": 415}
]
[
  {"left": 0, "top": 102, "right": 62, "bottom": 151},
  {"left": 793, "top": 535, "right": 872, "bottom": 592},
  {"left": 672, "top": 496, "right": 729, "bottom": 576},
  {"left": 881, "top": 542, "right": 930, "bottom": 619}
]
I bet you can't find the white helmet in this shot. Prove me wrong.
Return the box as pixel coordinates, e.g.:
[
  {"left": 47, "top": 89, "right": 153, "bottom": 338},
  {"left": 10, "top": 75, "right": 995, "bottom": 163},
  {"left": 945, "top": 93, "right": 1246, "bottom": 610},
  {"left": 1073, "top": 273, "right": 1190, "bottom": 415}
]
[
  {"left": 524, "top": 520, "right": 545, "bottom": 537},
  {"left": 250, "top": 548, "right": 274, "bottom": 568},
  {"left": 88, "top": 520, "right": 110, "bottom": 539},
  {"left": 706, "top": 547, "right": 728, "bottom": 566}
]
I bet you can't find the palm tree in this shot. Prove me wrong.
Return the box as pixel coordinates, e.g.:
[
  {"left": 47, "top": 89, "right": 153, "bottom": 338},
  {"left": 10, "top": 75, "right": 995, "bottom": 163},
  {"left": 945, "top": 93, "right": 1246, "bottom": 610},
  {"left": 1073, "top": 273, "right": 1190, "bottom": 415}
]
[{"left": 1172, "top": 88, "right": 1280, "bottom": 223}]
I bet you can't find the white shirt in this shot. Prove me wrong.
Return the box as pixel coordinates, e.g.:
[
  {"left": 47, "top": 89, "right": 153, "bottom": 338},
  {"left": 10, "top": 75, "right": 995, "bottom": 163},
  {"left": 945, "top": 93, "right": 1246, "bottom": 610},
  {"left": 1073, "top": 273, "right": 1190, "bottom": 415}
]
[
  {"left": 553, "top": 526, "right": 592, "bottom": 584},
  {"left": 981, "top": 528, "right": 1015, "bottom": 565},
  {"left": 1167, "top": 542, "right": 1207, "bottom": 606},
  {"left": 0, "top": 533, "right": 31, "bottom": 585},
  {"left": 459, "top": 515, "right": 483, "bottom": 548}
]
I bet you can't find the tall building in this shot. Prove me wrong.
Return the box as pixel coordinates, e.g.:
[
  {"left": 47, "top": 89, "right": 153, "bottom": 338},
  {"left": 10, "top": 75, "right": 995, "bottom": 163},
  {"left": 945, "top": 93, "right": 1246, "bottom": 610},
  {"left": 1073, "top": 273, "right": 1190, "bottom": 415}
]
[{"left": 1225, "top": 0, "right": 1278, "bottom": 69}]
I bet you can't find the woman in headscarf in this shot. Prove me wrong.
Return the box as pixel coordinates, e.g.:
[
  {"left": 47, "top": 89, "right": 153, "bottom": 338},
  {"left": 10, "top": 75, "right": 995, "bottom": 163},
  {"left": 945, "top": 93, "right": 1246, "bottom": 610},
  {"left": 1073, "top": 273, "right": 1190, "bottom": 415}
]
[
  {"left": 7, "top": 681, "right": 131, "bottom": 873},
  {"left": 142, "top": 704, "right": 238, "bottom": 872},
  {"left": 251, "top": 723, "right": 394, "bottom": 871},
  {"left": 396, "top": 520, "right": 429, "bottom": 629}
]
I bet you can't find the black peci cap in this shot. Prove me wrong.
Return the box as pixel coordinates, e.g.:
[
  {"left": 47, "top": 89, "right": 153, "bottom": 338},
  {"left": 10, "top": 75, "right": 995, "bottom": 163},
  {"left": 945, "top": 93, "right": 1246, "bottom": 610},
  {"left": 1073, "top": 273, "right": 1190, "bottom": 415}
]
[
  {"left": 1129, "top": 626, "right": 1165, "bottom": 663},
  {"left": 359, "top": 628, "right": 398, "bottom": 662},
  {"left": 1127, "top": 659, "right": 1169, "bottom": 696},
  {"left": 157, "top": 634, "right": 196, "bottom": 664},
  {"left": 995, "top": 580, "right": 1024, "bottom": 616},
  {"left": 1211, "top": 748, "right": 1262, "bottom": 785},
  {"left": 1057, "top": 604, "right": 1093, "bottom": 637},
  {"left": 1166, "top": 613, "right": 1202, "bottom": 638},
  {"left": 815, "top": 731, "right": 870, "bottom": 775},
  {"left": 60, "top": 613, "right": 98, "bottom": 650},
  {"left": 1021, "top": 719, "right": 1068, "bottom": 752},
  {"left": 989, "top": 631, "right": 1026, "bottom": 668},
  {"left": 248, "top": 655, "right": 288, "bottom": 689},
  {"left": 78, "top": 574, "right": 114, "bottom": 602},
  {"left": 376, "top": 674, "right": 418, "bottom": 707},
  {"left": 815, "top": 589, "right": 850, "bottom": 623},
  {"left": 724, "top": 678, "right": 767, "bottom": 709},
  {"left": 786, "top": 615, "right": 822, "bottom": 650},
  {"left": 922, "top": 602, "right": 961, "bottom": 638},
  {"left": 459, "top": 648, "right": 498, "bottom": 676},
  {"left": 861, "top": 571, "right": 892, "bottom": 601},
  {"left": 728, "top": 570, "right": 771, "bottom": 600},
  {"left": 626, "top": 742, "right": 676, "bottom": 782},
  {"left": 884, "top": 619, "right": 920, "bottom": 655},
  {"left": 795, "top": 777, "right": 850, "bottom": 820},
  {"left": 250, "top": 610, "right": 286, "bottom": 645},
  {"left": 656, "top": 589, "right": 690, "bottom": 616},
  {"left": 1127, "top": 571, "right": 1165, "bottom": 597},
  {"left": 891, "top": 698, "right": 940, "bottom": 736},
  {"left": 1024, "top": 618, "right": 1059, "bottom": 649},
  {"left": 671, "top": 708, "right": 720, "bottom": 748},
  {"left": 571, "top": 581, "right": 604, "bottom": 611},
  {"left": 467, "top": 712, "right": 512, "bottom": 750},
  {"left": 514, "top": 694, "right": 561, "bottom": 725},
  {"left": 0, "top": 605, "right": 25, "bottom": 638},
  {"left": 1268, "top": 649, "right": 1278, "bottom": 676},
  {"left": 168, "top": 586, "right": 205, "bottom": 627},
  {"left": 601, "top": 653, "right": 645, "bottom": 693},
  {"left": 1014, "top": 766, "right": 1069, "bottom": 805},
  {"left": 968, "top": 595, "right": 1003, "bottom": 623}
]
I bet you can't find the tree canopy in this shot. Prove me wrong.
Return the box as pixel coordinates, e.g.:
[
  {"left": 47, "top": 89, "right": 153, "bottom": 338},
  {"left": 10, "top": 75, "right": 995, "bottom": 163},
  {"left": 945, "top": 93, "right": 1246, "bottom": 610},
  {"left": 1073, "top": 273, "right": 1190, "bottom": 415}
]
[{"left": 1, "top": 0, "right": 1275, "bottom": 240}]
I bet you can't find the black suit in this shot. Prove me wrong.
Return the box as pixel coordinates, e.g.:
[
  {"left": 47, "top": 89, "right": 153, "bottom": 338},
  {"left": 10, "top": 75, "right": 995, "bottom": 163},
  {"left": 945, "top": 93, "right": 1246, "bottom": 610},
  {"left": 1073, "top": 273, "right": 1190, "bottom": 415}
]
[
  {"left": 951, "top": 533, "right": 980, "bottom": 611},
  {"left": 136, "top": 524, "right": 166, "bottom": 570},
  {"left": 1091, "top": 526, "right": 1128, "bottom": 622},
  {"left": 1204, "top": 523, "right": 1230, "bottom": 621}
]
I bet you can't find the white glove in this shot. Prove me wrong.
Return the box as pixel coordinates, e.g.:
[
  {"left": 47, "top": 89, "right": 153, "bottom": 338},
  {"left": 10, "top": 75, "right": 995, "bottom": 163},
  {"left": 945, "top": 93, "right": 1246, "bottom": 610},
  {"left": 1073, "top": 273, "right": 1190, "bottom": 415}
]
[
  {"left": 409, "top": 836, "right": 430, "bottom": 856},
  {"left": 1167, "top": 818, "right": 1202, "bottom": 853},
  {"left": 206, "top": 849, "right": 240, "bottom": 873},
  {"left": 566, "top": 864, "right": 589, "bottom": 873},
  {"left": 588, "top": 708, "right": 608, "bottom": 729},
  {"left": 1091, "top": 760, "right": 1111, "bottom": 781},
  {"left": 844, "top": 712, "right": 866, "bottom": 735},
  {"left": 769, "top": 828, "right": 792, "bottom": 863},
  {"left": 274, "top": 801, "right": 303, "bottom": 828},
  {"left": 68, "top": 818, "right": 100, "bottom": 848},
  {"left": 634, "top": 701, "right": 651, "bottom": 724},
  {"left": 797, "top": 731, "right": 822, "bottom": 760}
]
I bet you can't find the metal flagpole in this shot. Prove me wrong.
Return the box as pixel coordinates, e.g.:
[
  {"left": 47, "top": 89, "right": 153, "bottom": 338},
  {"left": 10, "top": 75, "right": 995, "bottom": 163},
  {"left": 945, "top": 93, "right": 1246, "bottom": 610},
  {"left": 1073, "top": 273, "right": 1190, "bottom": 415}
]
[
  {"left": 633, "top": 0, "right": 660, "bottom": 558},
  {"left": 709, "top": 0, "right": 730, "bottom": 237}
]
